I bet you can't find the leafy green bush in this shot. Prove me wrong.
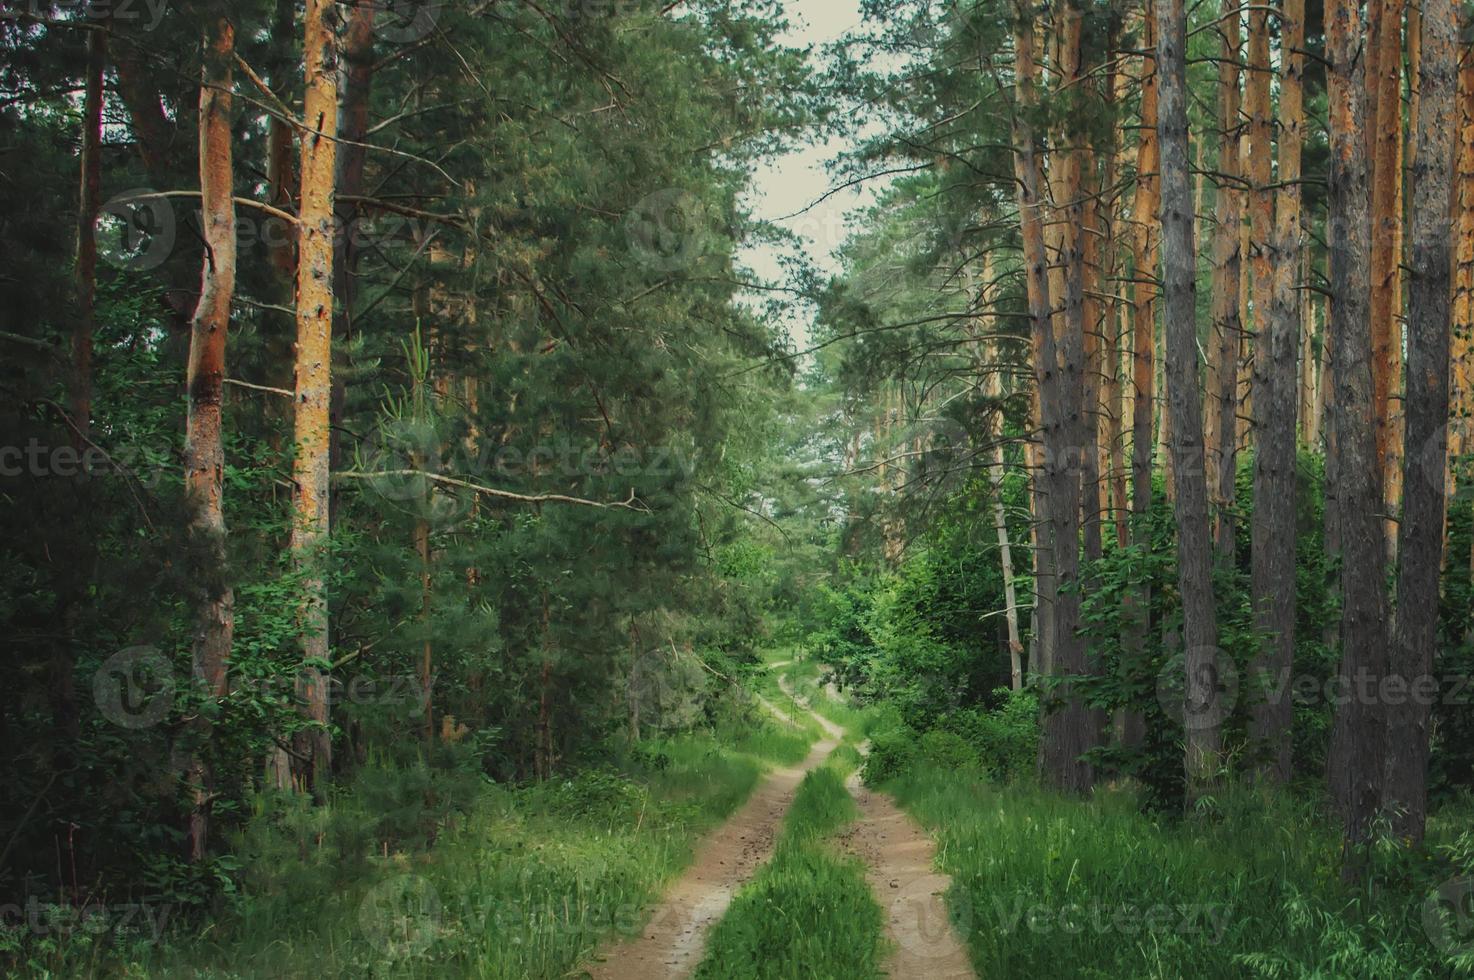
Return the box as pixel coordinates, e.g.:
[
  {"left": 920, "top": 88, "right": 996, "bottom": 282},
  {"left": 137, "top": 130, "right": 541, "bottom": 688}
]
[
  {"left": 918, "top": 729, "right": 979, "bottom": 771},
  {"left": 861, "top": 725, "right": 918, "bottom": 785},
  {"left": 939, "top": 689, "right": 1038, "bottom": 779}
]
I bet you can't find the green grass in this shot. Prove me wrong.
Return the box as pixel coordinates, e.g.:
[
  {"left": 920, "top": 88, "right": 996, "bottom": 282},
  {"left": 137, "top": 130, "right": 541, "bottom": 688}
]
[
  {"left": 5, "top": 656, "right": 851, "bottom": 979},
  {"left": 888, "top": 761, "right": 1474, "bottom": 978},
  {"left": 8, "top": 715, "right": 822, "bottom": 980},
  {"left": 694, "top": 758, "right": 885, "bottom": 980}
]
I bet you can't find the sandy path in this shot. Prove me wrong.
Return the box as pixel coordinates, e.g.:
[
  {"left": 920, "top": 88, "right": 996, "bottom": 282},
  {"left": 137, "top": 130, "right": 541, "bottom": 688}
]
[
  {"left": 585, "top": 662, "right": 973, "bottom": 980},
  {"left": 783, "top": 669, "right": 975, "bottom": 977},
  {"left": 839, "top": 769, "right": 975, "bottom": 979},
  {"left": 583, "top": 683, "right": 838, "bottom": 980}
]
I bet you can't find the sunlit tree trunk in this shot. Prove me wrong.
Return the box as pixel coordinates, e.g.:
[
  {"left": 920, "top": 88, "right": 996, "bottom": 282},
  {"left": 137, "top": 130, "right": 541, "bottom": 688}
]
[
  {"left": 289, "top": 0, "right": 340, "bottom": 796},
  {"left": 1385, "top": 0, "right": 1455, "bottom": 844},
  {"left": 1156, "top": 0, "right": 1223, "bottom": 801},
  {"left": 1369, "top": 0, "right": 1406, "bottom": 558},
  {"left": 1325, "top": 0, "right": 1389, "bottom": 874},
  {"left": 1249, "top": 0, "right": 1305, "bottom": 784},
  {"left": 1452, "top": 50, "right": 1474, "bottom": 576},
  {"left": 1207, "top": 0, "right": 1242, "bottom": 565},
  {"left": 1300, "top": 249, "right": 1317, "bottom": 443},
  {"left": 184, "top": 13, "right": 237, "bottom": 860}
]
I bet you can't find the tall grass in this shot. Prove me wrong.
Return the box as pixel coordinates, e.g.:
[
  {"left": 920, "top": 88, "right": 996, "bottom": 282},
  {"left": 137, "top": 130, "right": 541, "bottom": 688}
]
[
  {"left": 695, "top": 760, "right": 885, "bottom": 980},
  {"left": 8, "top": 714, "right": 820, "bottom": 980},
  {"left": 889, "top": 762, "right": 1473, "bottom": 978}
]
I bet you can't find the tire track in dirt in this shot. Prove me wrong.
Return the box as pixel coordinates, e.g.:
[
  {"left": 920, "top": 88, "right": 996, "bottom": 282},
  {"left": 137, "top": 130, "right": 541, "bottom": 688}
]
[
  {"left": 582, "top": 671, "right": 839, "bottom": 980},
  {"left": 838, "top": 767, "right": 975, "bottom": 978},
  {"left": 780, "top": 669, "right": 974, "bottom": 977},
  {"left": 778, "top": 671, "right": 975, "bottom": 979}
]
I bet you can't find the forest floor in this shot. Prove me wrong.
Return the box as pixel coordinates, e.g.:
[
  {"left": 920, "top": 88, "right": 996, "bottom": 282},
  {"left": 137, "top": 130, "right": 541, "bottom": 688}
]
[{"left": 583, "top": 658, "right": 975, "bottom": 980}]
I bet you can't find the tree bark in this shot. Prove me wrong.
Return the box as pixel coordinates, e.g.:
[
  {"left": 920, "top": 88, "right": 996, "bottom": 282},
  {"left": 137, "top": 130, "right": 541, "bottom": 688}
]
[
  {"left": 184, "top": 13, "right": 238, "bottom": 861},
  {"left": 1369, "top": 0, "right": 1406, "bottom": 559},
  {"left": 1156, "top": 0, "right": 1223, "bottom": 800},
  {"left": 1207, "top": 0, "right": 1242, "bottom": 565},
  {"left": 1121, "top": 4, "right": 1160, "bottom": 751},
  {"left": 1013, "top": 4, "right": 1091, "bottom": 791},
  {"left": 1452, "top": 49, "right": 1474, "bottom": 574},
  {"left": 1325, "top": 0, "right": 1390, "bottom": 871},
  {"left": 265, "top": 0, "right": 297, "bottom": 281},
  {"left": 289, "top": 0, "right": 340, "bottom": 796},
  {"left": 1244, "top": 0, "right": 1273, "bottom": 460},
  {"left": 73, "top": 26, "right": 105, "bottom": 444},
  {"left": 1249, "top": 0, "right": 1305, "bottom": 784},
  {"left": 1385, "top": 0, "right": 1456, "bottom": 844}
]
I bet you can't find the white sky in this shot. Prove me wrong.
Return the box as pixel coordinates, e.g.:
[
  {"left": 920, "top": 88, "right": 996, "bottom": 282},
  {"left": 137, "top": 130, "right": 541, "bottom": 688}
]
[{"left": 737, "top": 0, "right": 883, "bottom": 350}]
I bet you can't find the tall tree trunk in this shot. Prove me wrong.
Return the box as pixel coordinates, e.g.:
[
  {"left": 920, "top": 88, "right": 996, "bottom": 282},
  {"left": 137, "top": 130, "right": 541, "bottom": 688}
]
[
  {"left": 1385, "top": 0, "right": 1455, "bottom": 844},
  {"left": 1300, "top": 249, "right": 1317, "bottom": 441},
  {"left": 265, "top": 0, "right": 296, "bottom": 282},
  {"left": 1121, "top": 4, "right": 1160, "bottom": 751},
  {"left": 1325, "top": 0, "right": 1389, "bottom": 872},
  {"left": 1249, "top": 0, "right": 1305, "bottom": 784},
  {"left": 1156, "top": 0, "right": 1223, "bottom": 800},
  {"left": 184, "top": 13, "right": 238, "bottom": 861},
  {"left": 1207, "top": 0, "right": 1242, "bottom": 565},
  {"left": 329, "top": 1, "right": 378, "bottom": 531},
  {"left": 1452, "top": 49, "right": 1474, "bottom": 576},
  {"left": 289, "top": 0, "right": 340, "bottom": 796},
  {"left": 73, "top": 27, "right": 105, "bottom": 443},
  {"left": 1245, "top": 0, "right": 1273, "bottom": 463},
  {"left": 1013, "top": 4, "right": 1091, "bottom": 792},
  {"left": 1369, "top": 0, "right": 1406, "bottom": 558},
  {"left": 978, "top": 253, "right": 1025, "bottom": 690}
]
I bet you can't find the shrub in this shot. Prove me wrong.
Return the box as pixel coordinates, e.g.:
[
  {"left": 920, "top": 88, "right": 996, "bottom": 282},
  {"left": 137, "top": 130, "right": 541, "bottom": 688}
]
[
  {"left": 918, "top": 729, "right": 979, "bottom": 771},
  {"left": 861, "top": 725, "right": 918, "bottom": 785}
]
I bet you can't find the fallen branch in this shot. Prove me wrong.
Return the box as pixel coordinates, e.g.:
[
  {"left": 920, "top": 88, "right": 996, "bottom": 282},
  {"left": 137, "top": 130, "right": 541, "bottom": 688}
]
[{"left": 335, "top": 470, "right": 647, "bottom": 511}]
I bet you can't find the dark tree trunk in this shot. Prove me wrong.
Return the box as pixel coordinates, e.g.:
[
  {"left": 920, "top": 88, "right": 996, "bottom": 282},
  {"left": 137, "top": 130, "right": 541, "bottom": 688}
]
[
  {"left": 1120, "top": 7, "right": 1160, "bottom": 752},
  {"left": 1249, "top": 0, "right": 1306, "bottom": 784},
  {"left": 1156, "top": 0, "right": 1223, "bottom": 800},
  {"left": 1324, "top": 0, "right": 1389, "bottom": 874},
  {"left": 1385, "top": 0, "right": 1456, "bottom": 844},
  {"left": 1012, "top": 3, "right": 1092, "bottom": 793}
]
